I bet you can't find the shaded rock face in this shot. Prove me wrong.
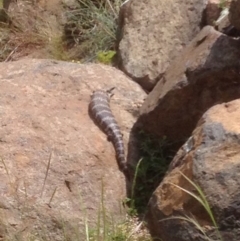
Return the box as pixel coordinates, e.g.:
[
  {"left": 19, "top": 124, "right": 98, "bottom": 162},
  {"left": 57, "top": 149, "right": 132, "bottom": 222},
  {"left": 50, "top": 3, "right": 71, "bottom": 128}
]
[
  {"left": 205, "top": 0, "right": 222, "bottom": 25},
  {"left": 147, "top": 99, "right": 240, "bottom": 241},
  {"left": 117, "top": 0, "right": 208, "bottom": 91},
  {"left": 206, "top": 0, "right": 233, "bottom": 34},
  {"left": 136, "top": 26, "right": 240, "bottom": 150},
  {"left": 229, "top": 0, "right": 240, "bottom": 30},
  {"left": 0, "top": 59, "right": 146, "bottom": 240}
]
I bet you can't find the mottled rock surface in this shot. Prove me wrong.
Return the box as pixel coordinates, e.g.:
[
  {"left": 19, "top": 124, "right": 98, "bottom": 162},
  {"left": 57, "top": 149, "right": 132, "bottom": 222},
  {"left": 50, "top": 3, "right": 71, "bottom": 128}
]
[
  {"left": 117, "top": 0, "right": 208, "bottom": 90},
  {"left": 136, "top": 26, "right": 240, "bottom": 150},
  {"left": 147, "top": 99, "right": 240, "bottom": 241},
  {"left": 0, "top": 59, "right": 146, "bottom": 240}
]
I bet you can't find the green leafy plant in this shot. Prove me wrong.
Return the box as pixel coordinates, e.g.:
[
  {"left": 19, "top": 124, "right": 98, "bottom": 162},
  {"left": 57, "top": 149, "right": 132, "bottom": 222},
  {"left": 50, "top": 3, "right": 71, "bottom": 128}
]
[{"left": 97, "top": 50, "right": 116, "bottom": 64}]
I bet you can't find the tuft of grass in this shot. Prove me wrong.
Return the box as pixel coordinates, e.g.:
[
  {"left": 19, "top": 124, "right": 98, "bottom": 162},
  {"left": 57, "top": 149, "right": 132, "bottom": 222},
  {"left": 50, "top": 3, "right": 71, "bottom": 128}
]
[
  {"left": 160, "top": 171, "right": 223, "bottom": 241},
  {"left": 1, "top": 179, "right": 152, "bottom": 241},
  {"left": 161, "top": 214, "right": 214, "bottom": 241},
  {"left": 0, "top": 0, "right": 122, "bottom": 63},
  {"left": 82, "top": 178, "right": 152, "bottom": 241},
  {"left": 63, "top": 0, "right": 124, "bottom": 63},
  {"left": 85, "top": 215, "right": 152, "bottom": 241}
]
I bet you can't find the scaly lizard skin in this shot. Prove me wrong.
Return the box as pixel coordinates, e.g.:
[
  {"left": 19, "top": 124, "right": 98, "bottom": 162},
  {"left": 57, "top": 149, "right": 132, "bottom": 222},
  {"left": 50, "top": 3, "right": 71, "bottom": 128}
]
[{"left": 89, "top": 88, "right": 128, "bottom": 176}]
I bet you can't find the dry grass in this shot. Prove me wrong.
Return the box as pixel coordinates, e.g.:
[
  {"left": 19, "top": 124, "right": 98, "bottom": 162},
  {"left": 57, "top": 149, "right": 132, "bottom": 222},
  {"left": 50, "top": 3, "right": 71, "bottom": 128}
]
[
  {"left": 0, "top": 0, "right": 66, "bottom": 61},
  {"left": 0, "top": 0, "right": 124, "bottom": 63},
  {"left": 160, "top": 171, "right": 223, "bottom": 241},
  {"left": 63, "top": 0, "right": 124, "bottom": 62}
]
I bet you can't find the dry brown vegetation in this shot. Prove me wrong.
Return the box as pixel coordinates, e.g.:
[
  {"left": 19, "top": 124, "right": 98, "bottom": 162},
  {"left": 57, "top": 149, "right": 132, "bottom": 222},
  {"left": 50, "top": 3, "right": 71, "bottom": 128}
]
[
  {"left": 0, "top": 0, "right": 66, "bottom": 61},
  {"left": 0, "top": 0, "right": 122, "bottom": 63}
]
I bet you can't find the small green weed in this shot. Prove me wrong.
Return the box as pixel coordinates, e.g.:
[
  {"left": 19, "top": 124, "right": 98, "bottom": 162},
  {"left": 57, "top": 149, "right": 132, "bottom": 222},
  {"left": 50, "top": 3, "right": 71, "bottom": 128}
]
[{"left": 97, "top": 50, "right": 116, "bottom": 64}]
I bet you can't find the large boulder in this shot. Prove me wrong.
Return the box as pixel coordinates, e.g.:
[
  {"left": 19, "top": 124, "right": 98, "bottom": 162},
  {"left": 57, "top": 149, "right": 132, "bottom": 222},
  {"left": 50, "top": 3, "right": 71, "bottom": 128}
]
[
  {"left": 0, "top": 59, "right": 146, "bottom": 240},
  {"left": 147, "top": 99, "right": 240, "bottom": 241},
  {"left": 135, "top": 26, "right": 240, "bottom": 150},
  {"left": 117, "top": 0, "right": 208, "bottom": 91}
]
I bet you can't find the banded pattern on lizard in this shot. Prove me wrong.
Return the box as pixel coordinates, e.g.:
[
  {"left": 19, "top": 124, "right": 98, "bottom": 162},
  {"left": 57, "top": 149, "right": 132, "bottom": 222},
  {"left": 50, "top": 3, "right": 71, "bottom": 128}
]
[{"left": 89, "top": 88, "right": 128, "bottom": 175}]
